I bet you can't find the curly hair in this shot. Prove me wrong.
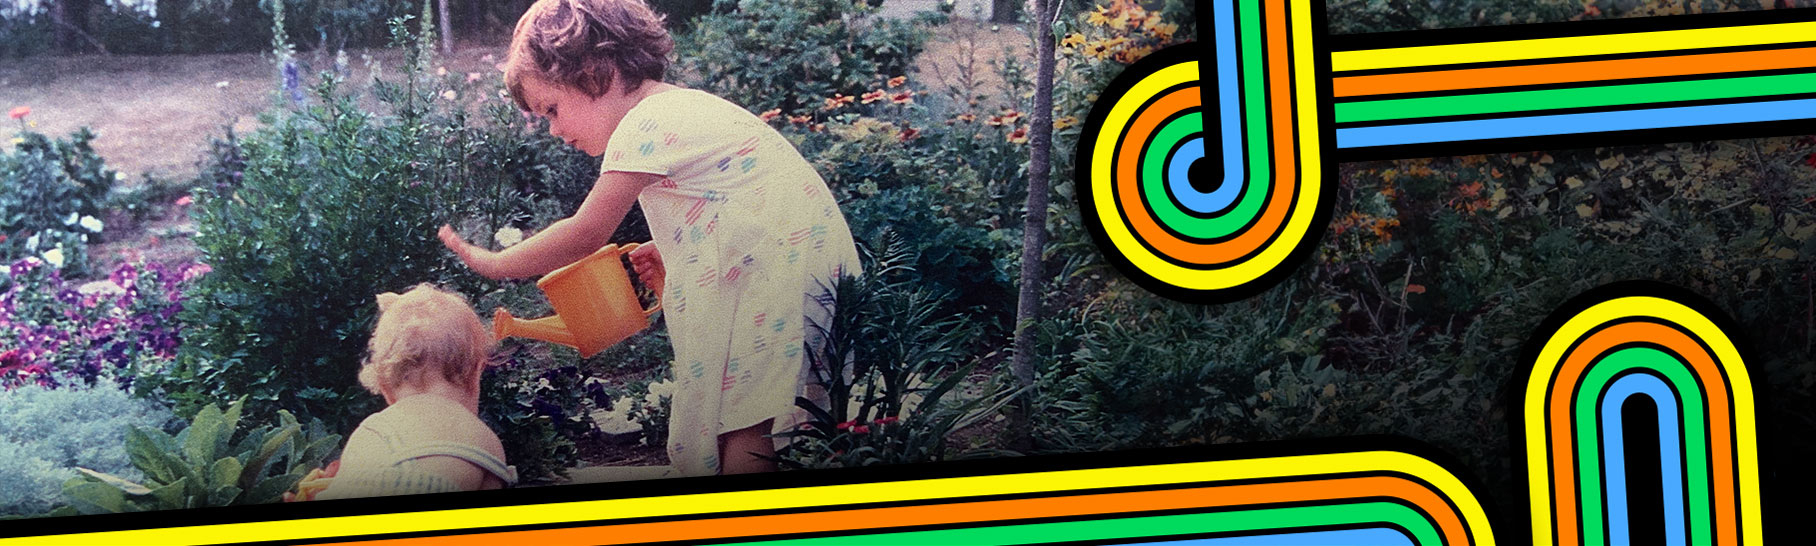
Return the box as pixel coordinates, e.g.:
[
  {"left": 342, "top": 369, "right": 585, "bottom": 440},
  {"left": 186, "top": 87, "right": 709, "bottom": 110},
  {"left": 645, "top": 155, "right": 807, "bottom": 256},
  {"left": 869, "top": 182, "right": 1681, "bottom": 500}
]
[
  {"left": 504, "top": 0, "right": 673, "bottom": 110},
  {"left": 358, "top": 284, "right": 496, "bottom": 395}
]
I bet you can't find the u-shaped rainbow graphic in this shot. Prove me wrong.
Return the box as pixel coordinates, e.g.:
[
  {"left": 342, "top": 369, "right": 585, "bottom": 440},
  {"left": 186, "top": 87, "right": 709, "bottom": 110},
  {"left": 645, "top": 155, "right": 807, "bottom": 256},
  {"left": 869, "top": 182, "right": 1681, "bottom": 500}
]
[
  {"left": 1077, "top": 0, "right": 1332, "bottom": 303},
  {"left": 1523, "top": 284, "right": 1765, "bottom": 546},
  {"left": 1078, "top": 4, "right": 1816, "bottom": 303}
]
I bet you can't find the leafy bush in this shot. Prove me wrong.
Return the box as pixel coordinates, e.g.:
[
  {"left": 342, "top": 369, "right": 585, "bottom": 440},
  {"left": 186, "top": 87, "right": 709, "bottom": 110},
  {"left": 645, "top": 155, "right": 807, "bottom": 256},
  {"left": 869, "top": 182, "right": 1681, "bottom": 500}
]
[
  {"left": 1, "top": 128, "right": 120, "bottom": 277},
  {"left": 165, "top": 15, "right": 601, "bottom": 431},
  {"left": 1, "top": 259, "right": 203, "bottom": 390},
  {"left": 774, "top": 234, "right": 1015, "bottom": 468},
  {"left": 0, "top": 385, "right": 175, "bottom": 517},
  {"left": 674, "top": 0, "right": 935, "bottom": 113},
  {"left": 57, "top": 397, "right": 340, "bottom": 515}
]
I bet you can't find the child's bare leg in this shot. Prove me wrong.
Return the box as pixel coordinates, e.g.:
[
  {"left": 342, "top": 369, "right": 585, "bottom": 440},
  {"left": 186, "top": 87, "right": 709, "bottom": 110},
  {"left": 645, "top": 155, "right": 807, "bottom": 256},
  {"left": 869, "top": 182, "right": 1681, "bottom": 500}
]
[{"left": 718, "top": 419, "right": 776, "bottom": 474}]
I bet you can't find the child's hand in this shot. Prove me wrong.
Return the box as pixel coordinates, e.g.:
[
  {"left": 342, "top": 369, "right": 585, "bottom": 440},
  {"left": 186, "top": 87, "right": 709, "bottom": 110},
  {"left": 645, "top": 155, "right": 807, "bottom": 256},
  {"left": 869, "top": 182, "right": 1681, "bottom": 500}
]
[
  {"left": 439, "top": 225, "right": 504, "bottom": 279},
  {"left": 629, "top": 243, "right": 665, "bottom": 298}
]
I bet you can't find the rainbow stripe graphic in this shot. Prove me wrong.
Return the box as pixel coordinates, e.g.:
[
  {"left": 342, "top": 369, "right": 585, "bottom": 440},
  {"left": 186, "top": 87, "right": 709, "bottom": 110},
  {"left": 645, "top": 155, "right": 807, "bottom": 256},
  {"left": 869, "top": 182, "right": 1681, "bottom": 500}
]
[
  {"left": 1331, "top": 12, "right": 1816, "bottom": 154},
  {"left": 0, "top": 444, "right": 1495, "bottom": 545},
  {"left": 1076, "top": 0, "right": 1332, "bottom": 303},
  {"left": 1078, "top": 7, "right": 1816, "bottom": 303},
  {"left": 1522, "top": 283, "right": 1764, "bottom": 546}
]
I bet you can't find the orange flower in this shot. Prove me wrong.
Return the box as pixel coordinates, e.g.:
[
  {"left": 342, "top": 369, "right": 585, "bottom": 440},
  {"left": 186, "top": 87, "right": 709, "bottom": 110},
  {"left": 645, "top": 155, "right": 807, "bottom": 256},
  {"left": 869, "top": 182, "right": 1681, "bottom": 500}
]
[
  {"left": 1007, "top": 126, "right": 1029, "bottom": 144},
  {"left": 1086, "top": 6, "right": 1113, "bottom": 26},
  {"left": 955, "top": 113, "right": 977, "bottom": 123},
  {"left": 861, "top": 89, "right": 887, "bottom": 104},
  {"left": 887, "top": 76, "right": 907, "bottom": 88},
  {"left": 999, "top": 109, "right": 1024, "bottom": 126},
  {"left": 822, "top": 94, "right": 855, "bottom": 111},
  {"left": 890, "top": 91, "right": 915, "bottom": 105},
  {"left": 759, "top": 108, "right": 782, "bottom": 122},
  {"left": 789, "top": 114, "right": 811, "bottom": 125},
  {"left": 899, "top": 126, "right": 921, "bottom": 142},
  {"left": 8, "top": 106, "right": 28, "bottom": 120},
  {"left": 1053, "top": 116, "right": 1078, "bottom": 130},
  {"left": 985, "top": 115, "right": 1005, "bottom": 126},
  {"left": 1148, "top": 21, "right": 1179, "bottom": 41}
]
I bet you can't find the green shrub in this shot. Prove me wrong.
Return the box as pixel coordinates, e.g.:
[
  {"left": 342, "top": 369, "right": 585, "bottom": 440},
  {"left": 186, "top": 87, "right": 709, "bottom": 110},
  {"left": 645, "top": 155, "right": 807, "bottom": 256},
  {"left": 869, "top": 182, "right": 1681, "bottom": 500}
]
[
  {"left": 57, "top": 398, "right": 340, "bottom": 515},
  {"left": 0, "top": 385, "right": 176, "bottom": 517},
  {"left": 1, "top": 128, "right": 120, "bottom": 277},
  {"left": 674, "top": 0, "right": 935, "bottom": 113},
  {"left": 775, "top": 234, "right": 1015, "bottom": 468}
]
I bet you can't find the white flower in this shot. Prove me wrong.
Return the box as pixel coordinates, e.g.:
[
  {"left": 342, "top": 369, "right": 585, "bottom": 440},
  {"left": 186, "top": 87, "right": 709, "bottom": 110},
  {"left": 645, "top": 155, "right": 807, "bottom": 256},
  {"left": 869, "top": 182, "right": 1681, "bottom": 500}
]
[
  {"left": 441, "top": 90, "right": 457, "bottom": 101},
  {"left": 77, "top": 280, "right": 126, "bottom": 297},
  {"left": 494, "top": 227, "right": 524, "bottom": 247},
  {"left": 79, "top": 215, "right": 103, "bottom": 233},
  {"left": 537, "top": 377, "right": 552, "bottom": 390},
  {"left": 24, "top": 233, "right": 38, "bottom": 250},
  {"left": 63, "top": 212, "right": 79, "bottom": 225},
  {"left": 215, "top": 81, "right": 231, "bottom": 89},
  {"left": 42, "top": 247, "right": 64, "bottom": 269},
  {"left": 114, "top": 172, "right": 126, "bottom": 181}
]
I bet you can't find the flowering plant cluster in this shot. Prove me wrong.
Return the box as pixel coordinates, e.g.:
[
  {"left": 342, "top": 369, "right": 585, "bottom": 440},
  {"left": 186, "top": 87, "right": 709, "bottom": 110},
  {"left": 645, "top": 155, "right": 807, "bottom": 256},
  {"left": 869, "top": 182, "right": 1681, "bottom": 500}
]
[
  {"left": 1059, "top": 0, "right": 1188, "bottom": 64},
  {"left": 2, "top": 119, "right": 120, "bottom": 277},
  {"left": 587, "top": 376, "right": 674, "bottom": 448},
  {"left": 0, "top": 259, "right": 206, "bottom": 390}
]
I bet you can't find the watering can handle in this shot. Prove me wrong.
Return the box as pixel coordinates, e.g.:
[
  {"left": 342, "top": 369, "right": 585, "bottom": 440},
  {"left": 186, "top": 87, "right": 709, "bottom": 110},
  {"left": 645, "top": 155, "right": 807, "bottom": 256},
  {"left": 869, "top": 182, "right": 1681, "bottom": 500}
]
[{"left": 618, "top": 242, "right": 664, "bottom": 317}]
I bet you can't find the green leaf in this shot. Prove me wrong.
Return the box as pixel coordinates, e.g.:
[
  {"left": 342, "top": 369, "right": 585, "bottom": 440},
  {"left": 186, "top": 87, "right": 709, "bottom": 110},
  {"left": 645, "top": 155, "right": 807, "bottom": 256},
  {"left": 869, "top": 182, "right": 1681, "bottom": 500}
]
[
  {"left": 149, "top": 478, "right": 189, "bottom": 509},
  {"left": 241, "top": 425, "right": 299, "bottom": 491},
  {"left": 74, "top": 467, "right": 153, "bottom": 496},
  {"left": 208, "top": 485, "right": 243, "bottom": 507},
  {"left": 247, "top": 473, "right": 303, "bottom": 505},
  {"left": 62, "top": 481, "right": 128, "bottom": 515},
  {"left": 208, "top": 457, "right": 244, "bottom": 490},
  {"left": 183, "top": 404, "right": 227, "bottom": 464},
  {"left": 125, "top": 427, "right": 175, "bottom": 484}
]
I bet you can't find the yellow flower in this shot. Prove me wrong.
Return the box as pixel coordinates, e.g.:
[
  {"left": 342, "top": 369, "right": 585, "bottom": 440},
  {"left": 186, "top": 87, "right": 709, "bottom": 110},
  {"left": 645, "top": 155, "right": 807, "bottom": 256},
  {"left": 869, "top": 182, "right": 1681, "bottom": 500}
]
[
  {"left": 1061, "top": 33, "right": 1086, "bottom": 49},
  {"left": 1149, "top": 22, "right": 1178, "bottom": 41},
  {"left": 1054, "top": 116, "right": 1078, "bottom": 130},
  {"left": 1086, "top": 6, "right": 1112, "bottom": 26},
  {"left": 887, "top": 76, "right": 907, "bottom": 88},
  {"left": 1007, "top": 126, "right": 1029, "bottom": 144},
  {"left": 861, "top": 89, "right": 887, "bottom": 104}
]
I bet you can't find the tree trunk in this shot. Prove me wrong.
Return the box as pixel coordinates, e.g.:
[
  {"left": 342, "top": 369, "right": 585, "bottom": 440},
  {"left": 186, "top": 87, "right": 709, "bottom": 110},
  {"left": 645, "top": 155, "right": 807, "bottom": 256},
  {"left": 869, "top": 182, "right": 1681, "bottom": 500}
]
[
  {"left": 1009, "top": 0, "right": 1056, "bottom": 448},
  {"left": 439, "top": 0, "right": 455, "bottom": 53},
  {"left": 991, "top": 0, "right": 1017, "bottom": 23},
  {"left": 52, "top": 0, "right": 101, "bottom": 54}
]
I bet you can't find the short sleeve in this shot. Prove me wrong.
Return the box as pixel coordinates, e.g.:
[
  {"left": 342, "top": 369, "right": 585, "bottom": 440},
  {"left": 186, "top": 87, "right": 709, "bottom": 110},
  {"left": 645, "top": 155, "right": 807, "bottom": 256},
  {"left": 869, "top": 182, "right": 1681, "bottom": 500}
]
[{"left": 601, "top": 91, "right": 718, "bottom": 177}]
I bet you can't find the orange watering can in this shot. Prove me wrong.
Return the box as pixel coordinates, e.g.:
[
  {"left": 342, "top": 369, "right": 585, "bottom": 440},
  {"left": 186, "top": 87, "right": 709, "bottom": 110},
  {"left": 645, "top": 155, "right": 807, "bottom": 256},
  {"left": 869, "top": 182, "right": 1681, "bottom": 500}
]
[{"left": 492, "top": 242, "right": 660, "bottom": 358}]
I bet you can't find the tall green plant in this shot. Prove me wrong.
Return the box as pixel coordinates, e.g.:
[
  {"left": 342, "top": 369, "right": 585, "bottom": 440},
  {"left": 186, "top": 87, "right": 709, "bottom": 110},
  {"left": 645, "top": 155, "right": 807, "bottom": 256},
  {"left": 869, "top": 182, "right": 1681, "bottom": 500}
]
[{"left": 674, "top": 0, "right": 935, "bottom": 113}]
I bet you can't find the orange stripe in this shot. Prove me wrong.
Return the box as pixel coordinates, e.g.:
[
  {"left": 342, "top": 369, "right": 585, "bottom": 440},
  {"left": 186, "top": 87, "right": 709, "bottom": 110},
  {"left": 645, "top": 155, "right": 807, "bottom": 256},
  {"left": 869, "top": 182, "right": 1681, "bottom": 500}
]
[
  {"left": 327, "top": 476, "right": 1466, "bottom": 546},
  {"left": 1333, "top": 46, "right": 1816, "bottom": 97},
  {"left": 1546, "top": 321, "right": 1738, "bottom": 545}
]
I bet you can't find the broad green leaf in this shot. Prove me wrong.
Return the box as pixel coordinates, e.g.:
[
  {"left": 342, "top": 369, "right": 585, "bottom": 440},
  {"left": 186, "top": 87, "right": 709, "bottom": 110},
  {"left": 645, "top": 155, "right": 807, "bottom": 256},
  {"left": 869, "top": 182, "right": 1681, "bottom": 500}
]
[
  {"left": 184, "top": 404, "right": 227, "bottom": 464},
  {"left": 149, "top": 478, "right": 189, "bottom": 509},
  {"left": 62, "top": 481, "right": 128, "bottom": 515},
  {"left": 208, "top": 457, "right": 244, "bottom": 490},
  {"left": 74, "top": 468, "right": 152, "bottom": 496},
  {"left": 208, "top": 485, "right": 243, "bottom": 507},
  {"left": 241, "top": 426, "right": 299, "bottom": 491},
  {"left": 125, "top": 427, "right": 174, "bottom": 484}
]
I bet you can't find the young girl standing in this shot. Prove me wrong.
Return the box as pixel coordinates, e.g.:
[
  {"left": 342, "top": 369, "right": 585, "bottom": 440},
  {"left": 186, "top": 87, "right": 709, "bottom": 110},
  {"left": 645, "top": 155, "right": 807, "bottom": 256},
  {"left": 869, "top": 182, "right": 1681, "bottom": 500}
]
[{"left": 438, "top": 0, "right": 859, "bottom": 476}]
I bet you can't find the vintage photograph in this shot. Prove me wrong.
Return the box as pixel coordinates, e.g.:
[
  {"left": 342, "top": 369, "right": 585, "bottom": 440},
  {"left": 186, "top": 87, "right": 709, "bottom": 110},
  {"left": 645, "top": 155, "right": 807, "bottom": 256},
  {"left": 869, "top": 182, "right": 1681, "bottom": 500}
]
[{"left": 1, "top": 0, "right": 1811, "bottom": 526}]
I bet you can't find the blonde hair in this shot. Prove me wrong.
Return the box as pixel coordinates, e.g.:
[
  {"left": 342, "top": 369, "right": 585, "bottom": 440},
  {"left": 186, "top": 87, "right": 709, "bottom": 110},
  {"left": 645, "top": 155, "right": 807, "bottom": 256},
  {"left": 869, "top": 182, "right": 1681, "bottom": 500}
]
[
  {"left": 504, "top": 0, "right": 672, "bottom": 111},
  {"left": 358, "top": 284, "right": 495, "bottom": 395}
]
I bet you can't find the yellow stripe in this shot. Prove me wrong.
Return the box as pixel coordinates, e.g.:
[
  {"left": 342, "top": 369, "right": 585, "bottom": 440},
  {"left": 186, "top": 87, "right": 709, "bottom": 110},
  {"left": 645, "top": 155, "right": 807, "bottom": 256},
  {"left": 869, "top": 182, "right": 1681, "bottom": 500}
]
[
  {"left": 1523, "top": 296, "right": 1762, "bottom": 545},
  {"left": 3, "top": 451, "right": 1490, "bottom": 545},
  {"left": 1089, "top": 0, "right": 1321, "bottom": 292},
  {"left": 1333, "top": 21, "right": 1816, "bottom": 72}
]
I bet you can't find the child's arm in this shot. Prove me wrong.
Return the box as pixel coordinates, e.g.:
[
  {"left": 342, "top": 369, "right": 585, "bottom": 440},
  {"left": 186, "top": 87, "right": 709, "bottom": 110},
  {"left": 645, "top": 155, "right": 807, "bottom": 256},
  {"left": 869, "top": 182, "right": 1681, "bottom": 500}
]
[{"left": 440, "top": 171, "right": 663, "bottom": 279}]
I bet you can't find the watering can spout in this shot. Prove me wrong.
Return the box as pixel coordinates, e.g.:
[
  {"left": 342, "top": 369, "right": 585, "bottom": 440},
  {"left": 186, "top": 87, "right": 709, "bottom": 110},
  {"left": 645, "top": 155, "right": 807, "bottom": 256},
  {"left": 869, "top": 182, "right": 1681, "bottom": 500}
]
[
  {"left": 493, "top": 308, "right": 579, "bottom": 349},
  {"left": 489, "top": 243, "right": 661, "bottom": 359}
]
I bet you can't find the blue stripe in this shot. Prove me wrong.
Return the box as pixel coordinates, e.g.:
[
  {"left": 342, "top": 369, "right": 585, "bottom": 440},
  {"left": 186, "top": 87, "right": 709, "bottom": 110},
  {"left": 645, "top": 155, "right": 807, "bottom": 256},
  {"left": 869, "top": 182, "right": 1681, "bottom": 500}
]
[
  {"left": 1601, "top": 373, "right": 1688, "bottom": 546},
  {"left": 1194, "top": 0, "right": 1244, "bottom": 215},
  {"left": 1135, "top": 527, "right": 1416, "bottom": 546},
  {"left": 1335, "top": 98, "right": 1816, "bottom": 148}
]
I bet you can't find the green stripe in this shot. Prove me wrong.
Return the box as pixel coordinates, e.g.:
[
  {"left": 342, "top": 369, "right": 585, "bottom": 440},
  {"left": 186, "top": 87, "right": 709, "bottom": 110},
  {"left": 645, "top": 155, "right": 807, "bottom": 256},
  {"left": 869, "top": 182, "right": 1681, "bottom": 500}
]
[
  {"left": 739, "top": 502, "right": 1441, "bottom": 546},
  {"left": 1234, "top": 0, "right": 1271, "bottom": 229},
  {"left": 1140, "top": 114, "right": 1219, "bottom": 238},
  {"left": 1572, "top": 347, "right": 1713, "bottom": 546},
  {"left": 1335, "top": 72, "right": 1816, "bottom": 123}
]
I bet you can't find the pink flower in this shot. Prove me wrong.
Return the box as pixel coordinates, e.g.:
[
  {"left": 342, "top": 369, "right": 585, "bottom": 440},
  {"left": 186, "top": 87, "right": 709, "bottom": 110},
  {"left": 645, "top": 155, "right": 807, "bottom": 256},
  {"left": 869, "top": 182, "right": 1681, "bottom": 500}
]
[
  {"left": 8, "top": 106, "right": 28, "bottom": 120},
  {"left": 835, "top": 420, "right": 857, "bottom": 430},
  {"left": 851, "top": 425, "right": 870, "bottom": 434},
  {"left": 175, "top": 195, "right": 194, "bottom": 207},
  {"left": 875, "top": 416, "right": 899, "bottom": 425}
]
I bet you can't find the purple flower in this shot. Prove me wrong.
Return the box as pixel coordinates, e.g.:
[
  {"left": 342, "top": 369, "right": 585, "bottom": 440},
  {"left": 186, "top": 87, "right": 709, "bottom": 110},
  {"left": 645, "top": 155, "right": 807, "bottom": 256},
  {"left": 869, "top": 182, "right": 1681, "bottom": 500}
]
[{"left": 283, "top": 59, "right": 304, "bottom": 105}]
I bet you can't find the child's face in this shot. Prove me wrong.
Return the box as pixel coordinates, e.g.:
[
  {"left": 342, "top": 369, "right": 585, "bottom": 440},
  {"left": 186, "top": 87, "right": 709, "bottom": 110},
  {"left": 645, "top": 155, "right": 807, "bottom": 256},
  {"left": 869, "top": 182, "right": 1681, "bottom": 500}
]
[{"left": 520, "top": 75, "right": 627, "bottom": 158}]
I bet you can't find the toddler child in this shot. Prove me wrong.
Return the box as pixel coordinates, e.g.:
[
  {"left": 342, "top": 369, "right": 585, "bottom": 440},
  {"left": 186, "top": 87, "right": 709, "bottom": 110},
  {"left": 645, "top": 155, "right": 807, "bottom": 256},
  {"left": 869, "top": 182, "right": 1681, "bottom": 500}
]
[
  {"left": 314, "top": 284, "right": 517, "bottom": 500},
  {"left": 438, "top": 0, "right": 860, "bottom": 476}
]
